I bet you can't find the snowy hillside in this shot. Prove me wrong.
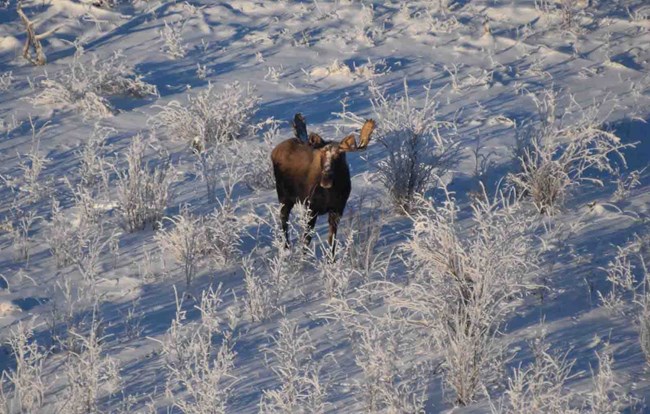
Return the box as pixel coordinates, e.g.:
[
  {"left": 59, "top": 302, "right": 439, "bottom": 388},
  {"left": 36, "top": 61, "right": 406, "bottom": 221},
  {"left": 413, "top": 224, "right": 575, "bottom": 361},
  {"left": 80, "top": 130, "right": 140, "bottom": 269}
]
[{"left": 0, "top": 0, "right": 649, "bottom": 412}]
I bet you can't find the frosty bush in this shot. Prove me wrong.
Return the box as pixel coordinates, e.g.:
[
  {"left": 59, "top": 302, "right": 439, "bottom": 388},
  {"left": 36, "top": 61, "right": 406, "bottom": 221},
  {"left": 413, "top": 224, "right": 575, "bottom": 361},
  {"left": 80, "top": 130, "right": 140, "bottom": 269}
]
[
  {"left": 150, "top": 82, "right": 260, "bottom": 151},
  {"left": 242, "top": 255, "right": 278, "bottom": 323},
  {"left": 586, "top": 344, "right": 629, "bottom": 413},
  {"left": 1, "top": 118, "right": 52, "bottom": 204},
  {"left": 238, "top": 119, "right": 279, "bottom": 192},
  {"left": 114, "top": 134, "right": 174, "bottom": 232},
  {"left": 160, "top": 20, "right": 187, "bottom": 59},
  {"left": 3, "top": 207, "right": 39, "bottom": 263},
  {"left": 384, "top": 185, "right": 538, "bottom": 405},
  {"left": 156, "top": 206, "right": 206, "bottom": 287},
  {"left": 597, "top": 239, "right": 641, "bottom": 312},
  {"left": 508, "top": 91, "right": 631, "bottom": 214},
  {"left": 31, "top": 49, "right": 157, "bottom": 119},
  {"left": 0, "top": 320, "right": 47, "bottom": 413},
  {"left": 156, "top": 205, "right": 241, "bottom": 286},
  {"left": 62, "top": 315, "right": 121, "bottom": 414},
  {"left": 242, "top": 209, "right": 301, "bottom": 322},
  {"left": 161, "top": 287, "right": 238, "bottom": 414},
  {"left": 324, "top": 297, "right": 427, "bottom": 412},
  {"left": 493, "top": 332, "right": 578, "bottom": 414},
  {"left": 345, "top": 80, "right": 459, "bottom": 212},
  {"left": 339, "top": 199, "right": 389, "bottom": 282},
  {"left": 259, "top": 319, "right": 327, "bottom": 414},
  {"left": 203, "top": 203, "right": 241, "bottom": 268},
  {"left": 242, "top": 246, "right": 292, "bottom": 322},
  {"left": 598, "top": 236, "right": 650, "bottom": 366},
  {"left": 77, "top": 125, "right": 114, "bottom": 190},
  {"left": 194, "top": 144, "right": 247, "bottom": 204},
  {"left": 45, "top": 196, "right": 95, "bottom": 269},
  {"left": 640, "top": 300, "right": 650, "bottom": 365},
  {"left": 0, "top": 71, "right": 13, "bottom": 91}
]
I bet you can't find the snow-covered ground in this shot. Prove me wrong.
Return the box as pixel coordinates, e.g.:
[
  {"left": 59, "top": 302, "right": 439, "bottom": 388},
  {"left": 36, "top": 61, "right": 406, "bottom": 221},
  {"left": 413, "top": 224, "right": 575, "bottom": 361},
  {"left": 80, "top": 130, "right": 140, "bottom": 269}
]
[{"left": 1, "top": 0, "right": 649, "bottom": 412}]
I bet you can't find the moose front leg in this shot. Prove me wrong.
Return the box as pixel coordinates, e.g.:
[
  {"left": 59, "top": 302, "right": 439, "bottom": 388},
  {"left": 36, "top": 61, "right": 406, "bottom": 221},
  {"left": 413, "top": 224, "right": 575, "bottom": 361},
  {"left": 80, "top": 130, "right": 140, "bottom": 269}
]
[
  {"left": 280, "top": 203, "right": 293, "bottom": 248},
  {"left": 302, "top": 212, "right": 318, "bottom": 248},
  {"left": 327, "top": 212, "right": 341, "bottom": 256}
]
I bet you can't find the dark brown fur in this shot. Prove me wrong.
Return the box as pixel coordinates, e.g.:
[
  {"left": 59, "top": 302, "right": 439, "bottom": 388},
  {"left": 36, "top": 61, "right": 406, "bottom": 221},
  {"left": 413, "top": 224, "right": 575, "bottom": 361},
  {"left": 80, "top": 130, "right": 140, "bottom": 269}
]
[{"left": 271, "top": 116, "right": 376, "bottom": 252}]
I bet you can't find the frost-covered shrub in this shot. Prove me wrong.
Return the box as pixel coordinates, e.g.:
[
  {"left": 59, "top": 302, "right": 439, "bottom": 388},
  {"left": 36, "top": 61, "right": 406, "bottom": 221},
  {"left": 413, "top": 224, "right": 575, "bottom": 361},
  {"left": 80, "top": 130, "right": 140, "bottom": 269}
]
[
  {"left": 324, "top": 297, "right": 427, "bottom": 412},
  {"left": 0, "top": 71, "right": 13, "bottom": 91},
  {"left": 639, "top": 296, "right": 650, "bottom": 366},
  {"left": 63, "top": 316, "right": 121, "bottom": 414},
  {"left": 242, "top": 210, "right": 300, "bottom": 322},
  {"left": 384, "top": 186, "right": 538, "bottom": 405},
  {"left": 161, "top": 287, "right": 237, "bottom": 414},
  {"left": 3, "top": 207, "right": 39, "bottom": 263},
  {"left": 239, "top": 119, "right": 279, "bottom": 191},
  {"left": 203, "top": 203, "right": 241, "bottom": 268},
  {"left": 493, "top": 332, "right": 578, "bottom": 414},
  {"left": 150, "top": 82, "right": 260, "bottom": 151},
  {"left": 242, "top": 255, "right": 278, "bottom": 323},
  {"left": 1, "top": 119, "right": 52, "bottom": 204},
  {"left": 114, "top": 134, "right": 173, "bottom": 232},
  {"left": 194, "top": 144, "right": 247, "bottom": 204},
  {"left": 160, "top": 20, "right": 187, "bottom": 59},
  {"left": 156, "top": 205, "right": 241, "bottom": 286},
  {"left": 356, "top": 80, "right": 459, "bottom": 212},
  {"left": 0, "top": 320, "right": 47, "bottom": 413},
  {"left": 77, "top": 125, "right": 114, "bottom": 190},
  {"left": 339, "top": 200, "right": 388, "bottom": 282},
  {"left": 156, "top": 206, "right": 206, "bottom": 287},
  {"left": 598, "top": 240, "right": 641, "bottom": 312},
  {"left": 508, "top": 91, "right": 631, "bottom": 214},
  {"left": 45, "top": 186, "right": 113, "bottom": 271},
  {"left": 242, "top": 247, "right": 292, "bottom": 322},
  {"left": 598, "top": 236, "right": 650, "bottom": 366},
  {"left": 259, "top": 319, "right": 326, "bottom": 414},
  {"left": 586, "top": 344, "right": 629, "bottom": 413},
  {"left": 31, "top": 49, "right": 157, "bottom": 119}
]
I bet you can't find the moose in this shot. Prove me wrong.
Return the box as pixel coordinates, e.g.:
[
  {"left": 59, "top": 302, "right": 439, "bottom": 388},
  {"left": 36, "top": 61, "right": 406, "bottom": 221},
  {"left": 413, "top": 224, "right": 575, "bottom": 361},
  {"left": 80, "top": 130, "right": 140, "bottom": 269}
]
[{"left": 271, "top": 114, "right": 376, "bottom": 253}]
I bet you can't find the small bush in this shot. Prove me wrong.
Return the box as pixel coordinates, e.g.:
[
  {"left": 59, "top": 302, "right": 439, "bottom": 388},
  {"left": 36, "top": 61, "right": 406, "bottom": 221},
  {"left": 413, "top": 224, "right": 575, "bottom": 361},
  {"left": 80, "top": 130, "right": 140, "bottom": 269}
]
[
  {"left": 0, "top": 320, "right": 47, "bottom": 413},
  {"left": 508, "top": 91, "right": 631, "bottom": 214},
  {"left": 150, "top": 82, "right": 260, "bottom": 151},
  {"left": 31, "top": 49, "right": 157, "bottom": 119},
  {"left": 155, "top": 206, "right": 205, "bottom": 287},
  {"left": 161, "top": 287, "right": 237, "bottom": 414},
  {"left": 239, "top": 119, "right": 279, "bottom": 192},
  {"left": 0, "top": 71, "right": 13, "bottom": 91},
  {"left": 350, "top": 80, "right": 459, "bottom": 212},
  {"left": 587, "top": 344, "right": 629, "bottom": 413},
  {"left": 493, "top": 331, "right": 578, "bottom": 414},
  {"left": 259, "top": 319, "right": 327, "bottom": 414},
  {"left": 160, "top": 20, "right": 187, "bottom": 59},
  {"left": 387, "top": 185, "right": 539, "bottom": 405},
  {"left": 76, "top": 125, "right": 114, "bottom": 190},
  {"left": 63, "top": 316, "right": 121, "bottom": 414},
  {"left": 156, "top": 205, "right": 241, "bottom": 286},
  {"left": 114, "top": 134, "right": 174, "bottom": 232}
]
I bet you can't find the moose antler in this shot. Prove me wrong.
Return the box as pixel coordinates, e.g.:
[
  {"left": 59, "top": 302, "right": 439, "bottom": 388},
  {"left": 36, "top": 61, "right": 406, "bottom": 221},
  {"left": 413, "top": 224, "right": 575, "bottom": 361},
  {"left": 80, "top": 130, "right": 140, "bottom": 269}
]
[
  {"left": 293, "top": 113, "right": 308, "bottom": 143},
  {"left": 357, "top": 119, "right": 376, "bottom": 150}
]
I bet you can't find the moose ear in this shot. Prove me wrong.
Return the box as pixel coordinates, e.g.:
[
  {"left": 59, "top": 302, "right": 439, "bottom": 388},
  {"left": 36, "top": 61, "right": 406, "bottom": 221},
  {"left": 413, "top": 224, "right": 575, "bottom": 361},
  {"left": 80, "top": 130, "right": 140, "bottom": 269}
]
[
  {"left": 339, "top": 134, "right": 358, "bottom": 152},
  {"left": 308, "top": 132, "right": 325, "bottom": 147}
]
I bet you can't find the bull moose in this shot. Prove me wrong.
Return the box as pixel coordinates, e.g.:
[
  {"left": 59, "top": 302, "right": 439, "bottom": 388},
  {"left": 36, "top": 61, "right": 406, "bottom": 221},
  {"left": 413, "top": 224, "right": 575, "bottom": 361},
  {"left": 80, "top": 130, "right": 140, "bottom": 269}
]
[{"left": 271, "top": 114, "right": 376, "bottom": 253}]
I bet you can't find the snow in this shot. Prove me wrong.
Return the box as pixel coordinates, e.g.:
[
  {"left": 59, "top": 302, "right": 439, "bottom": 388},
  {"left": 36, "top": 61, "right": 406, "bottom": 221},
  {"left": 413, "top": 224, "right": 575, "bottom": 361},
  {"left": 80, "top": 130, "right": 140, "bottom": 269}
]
[{"left": 0, "top": 0, "right": 649, "bottom": 412}]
